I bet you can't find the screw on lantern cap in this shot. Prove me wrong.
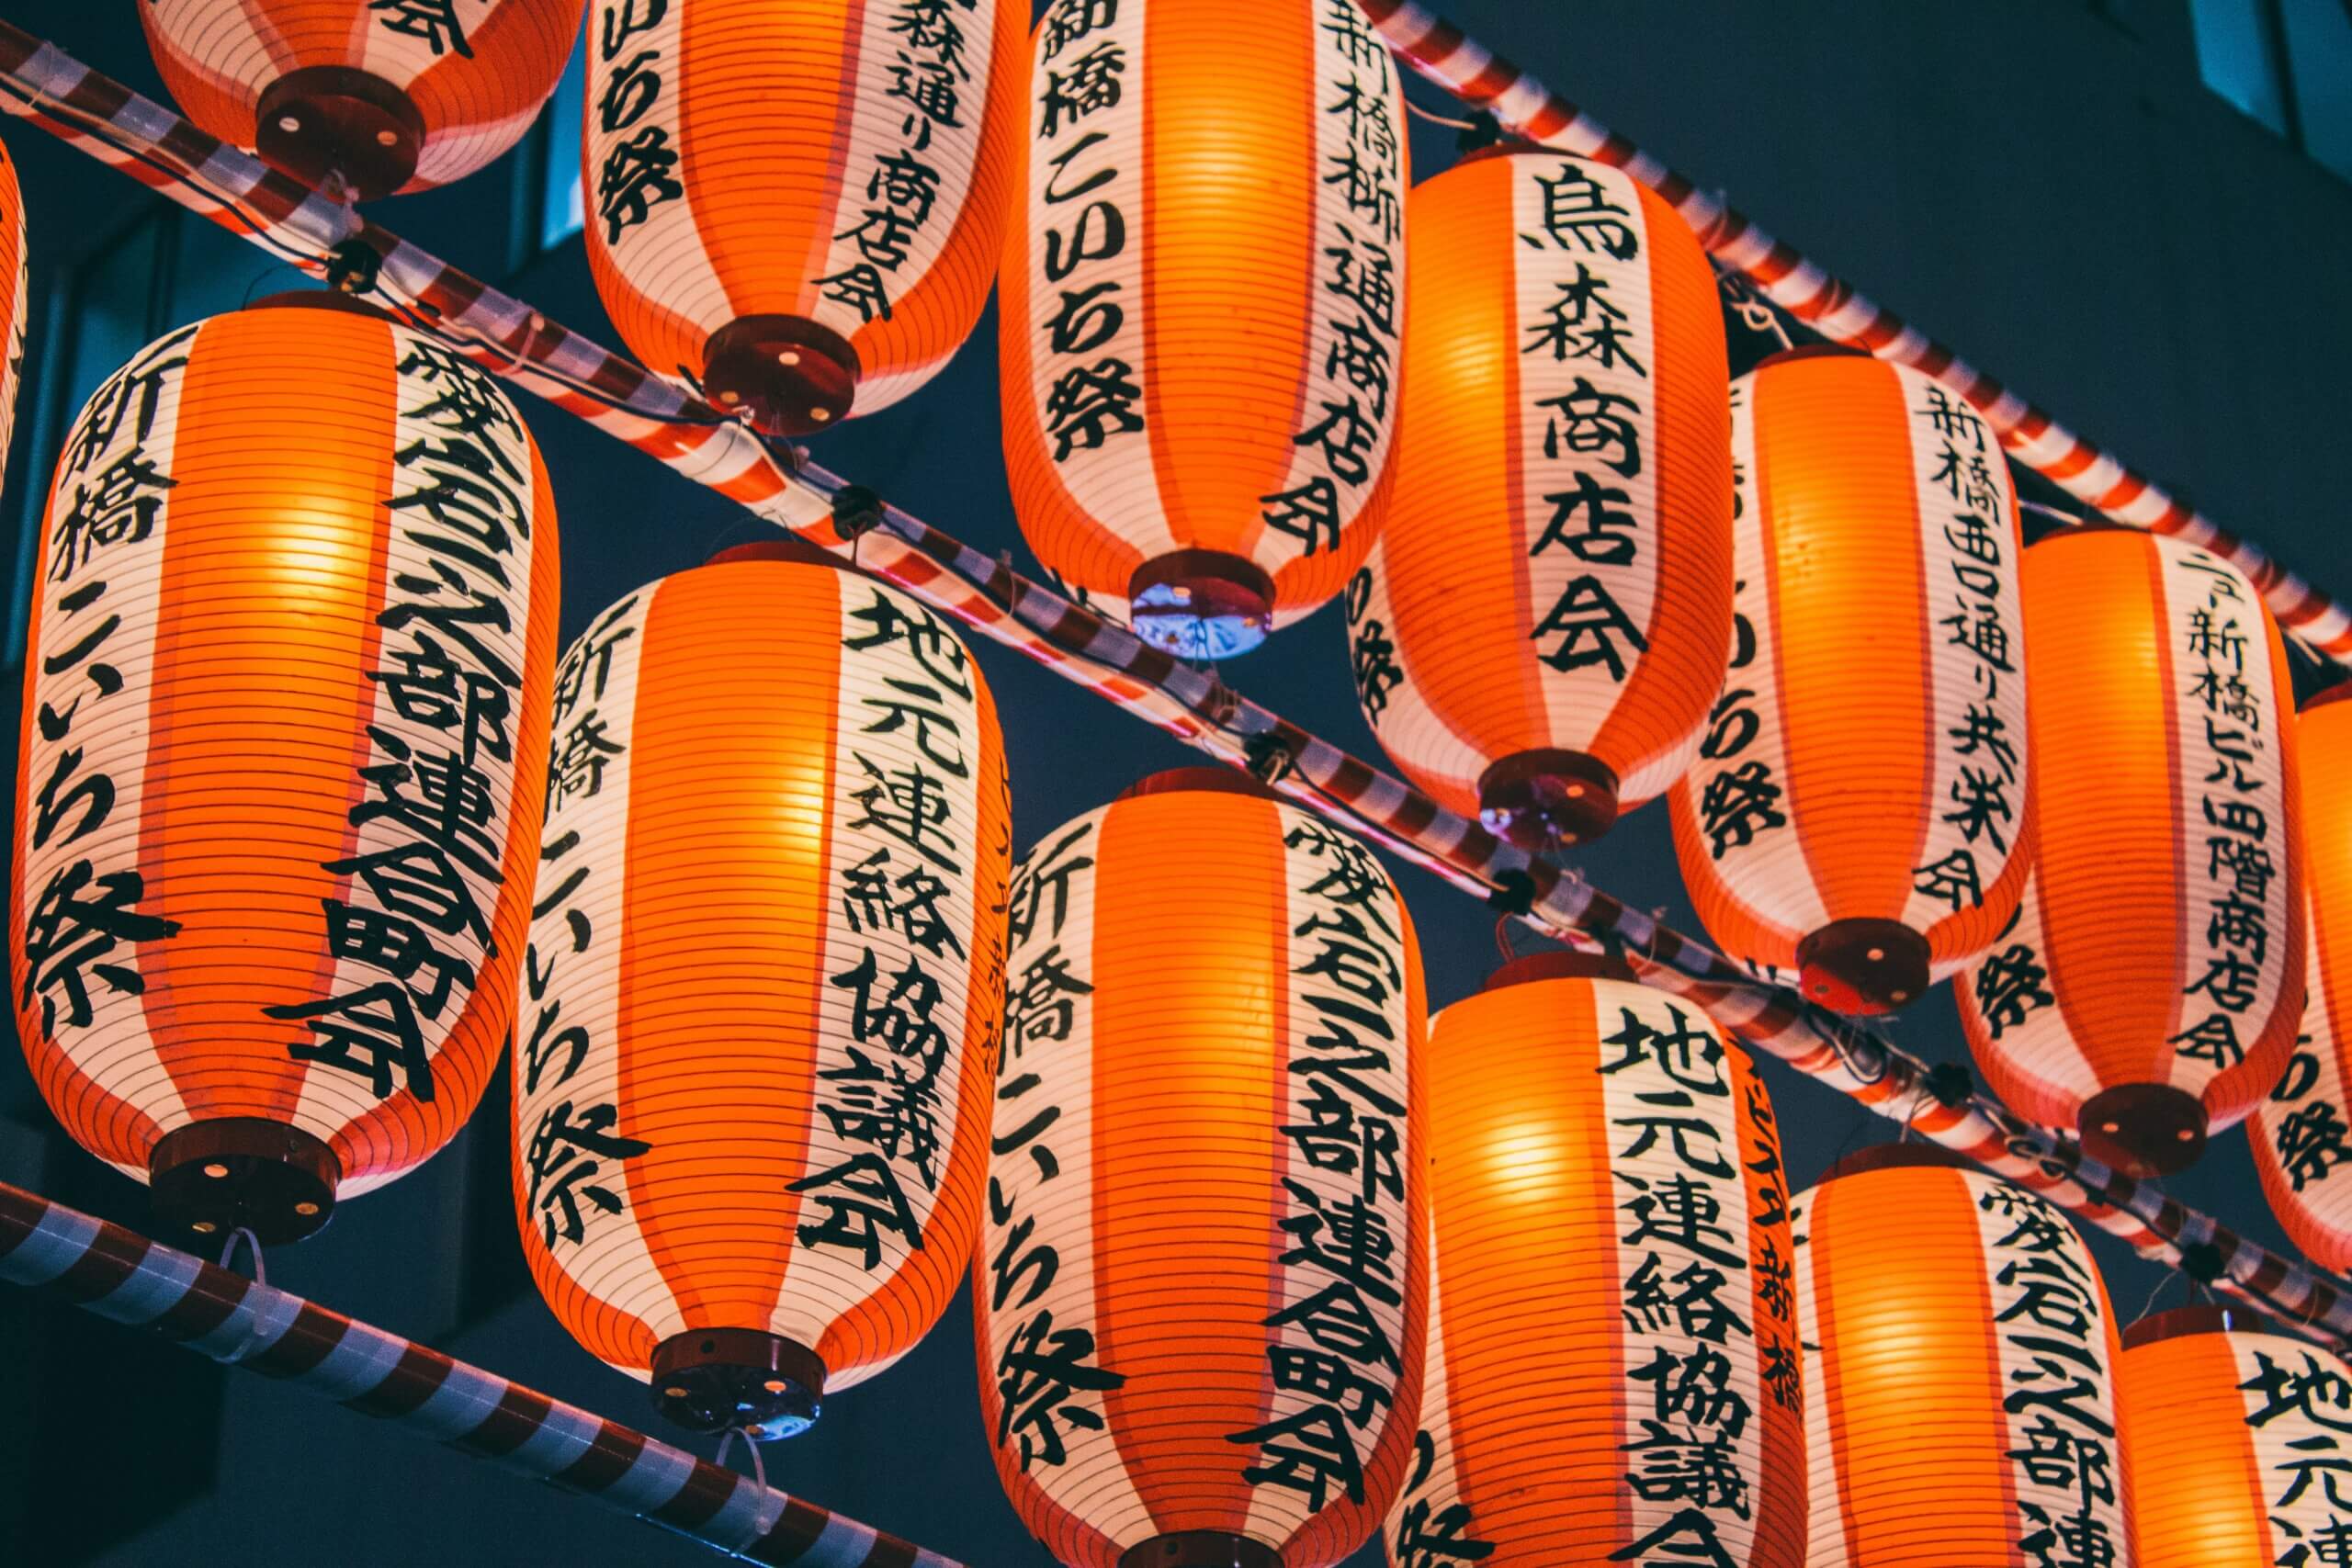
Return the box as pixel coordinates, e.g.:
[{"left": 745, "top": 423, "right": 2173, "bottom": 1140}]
[
  {"left": 1476, "top": 748, "right": 1620, "bottom": 849},
  {"left": 1483, "top": 947, "right": 1636, "bottom": 991},
  {"left": 2079, "top": 1083, "right": 2209, "bottom": 1178},
  {"left": 2122, "top": 1303, "right": 2247, "bottom": 1351},
  {"left": 1818, "top": 1140, "right": 1977, "bottom": 1184},
  {"left": 650, "top": 1329, "right": 826, "bottom": 1443},
  {"left": 701, "top": 315, "right": 860, "bottom": 436},
  {"left": 1115, "top": 1532, "right": 1284, "bottom": 1568},
  {"left": 1113, "top": 767, "right": 1283, "bottom": 803},
  {"left": 254, "top": 67, "right": 425, "bottom": 202},
  {"left": 1795, "top": 918, "right": 1930, "bottom": 1015},
  {"left": 149, "top": 1119, "right": 339, "bottom": 1246},
  {"left": 242, "top": 290, "right": 395, "bottom": 319},
  {"left": 1126, "top": 551, "right": 1276, "bottom": 660}
]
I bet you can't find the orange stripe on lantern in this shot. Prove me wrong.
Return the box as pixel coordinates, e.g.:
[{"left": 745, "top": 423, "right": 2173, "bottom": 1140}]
[
  {"left": 0, "top": 141, "right": 23, "bottom": 517},
  {"left": 2117, "top": 1311, "right": 2278, "bottom": 1567}
]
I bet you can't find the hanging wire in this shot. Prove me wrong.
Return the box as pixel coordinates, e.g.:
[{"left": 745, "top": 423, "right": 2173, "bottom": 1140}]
[
  {"left": 2132, "top": 1265, "right": 2178, "bottom": 1328},
  {"left": 712, "top": 1426, "right": 768, "bottom": 1491},
  {"left": 216, "top": 1226, "right": 266, "bottom": 1287},
  {"left": 1401, "top": 94, "right": 1484, "bottom": 131}
]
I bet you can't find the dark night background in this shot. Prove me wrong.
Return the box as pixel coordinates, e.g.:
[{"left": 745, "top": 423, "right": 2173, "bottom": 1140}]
[{"left": 4, "top": 2, "right": 2351, "bottom": 1562}]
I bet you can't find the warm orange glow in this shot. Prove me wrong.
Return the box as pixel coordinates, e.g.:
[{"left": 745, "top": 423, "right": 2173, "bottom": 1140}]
[{"left": 0, "top": 142, "right": 21, "bottom": 518}]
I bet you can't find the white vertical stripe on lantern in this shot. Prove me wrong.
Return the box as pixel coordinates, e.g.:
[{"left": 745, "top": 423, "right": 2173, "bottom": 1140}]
[
  {"left": 2256, "top": 916, "right": 2352, "bottom": 1248},
  {"left": 1789, "top": 1194, "right": 1850, "bottom": 1568},
  {"left": 1343, "top": 542, "right": 1482, "bottom": 807},
  {"left": 1387, "top": 1213, "right": 1472, "bottom": 1564},
  {"left": 355, "top": 3, "right": 470, "bottom": 98}
]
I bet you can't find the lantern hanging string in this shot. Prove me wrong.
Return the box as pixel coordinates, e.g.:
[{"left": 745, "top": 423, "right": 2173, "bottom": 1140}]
[
  {"left": 0, "top": 1179, "right": 961, "bottom": 1568},
  {"left": 1353, "top": 0, "right": 2352, "bottom": 665},
  {"left": 3, "top": 23, "right": 2347, "bottom": 1350}
]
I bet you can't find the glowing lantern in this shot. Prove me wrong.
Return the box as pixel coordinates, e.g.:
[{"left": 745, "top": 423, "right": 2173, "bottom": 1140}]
[
  {"left": 10, "top": 298, "right": 559, "bottom": 1242},
  {"left": 2119, "top": 1306, "right": 2352, "bottom": 1566},
  {"left": 141, "top": 0, "right": 585, "bottom": 199},
  {"left": 514, "top": 547, "right": 1009, "bottom": 1441},
  {"left": 1385, "top": 953, "right": 1804, "bottom": 1567},
  {"left": 1958, "top": 527, "right": 2302, "bottom": 1177},
  {"left": 1343, "top": 149, "right": 1733, "bottom": 849},
  {"left": 2253, "top": 686, "right": 2352, "bottom": 1266},
  {"left": 582, "top": 0, "right": 1022, "bottom": 435},
  {"left": 1001, "top": 0, "right": 1409, "bottom": 659},
  {"left": 1668, "top": 347, "right": 2030, "bottom": 1015},
  {"left": 0, "top": 141, "right": 23, "bottom": 504},
  {"left": 975, "top": 771, "right": 1426, "bottom": 1567},
  {"left": 1794, "top": 1146, "right": 2128, "bottom": 1566}
]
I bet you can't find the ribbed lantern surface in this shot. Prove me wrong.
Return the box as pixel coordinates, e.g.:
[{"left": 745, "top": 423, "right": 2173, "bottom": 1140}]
[
  {"left": 0, "top": 141, "right": 24, "bottom": 509},
  {"left": 11, "top": 299, "right": 560, "bottom": 1243},
  {"left": 1794, "top": 1150, "right": 2128, "bottom": 1568},
  {"left": 2253, "top": 687, "right": 2352, "bottom": 1268},
  {"left": 1668, "top": 348, "right": 2030, "bottom": 1016},
  {"left": 975, "top": 773, "right": 1427, "bottom": 1567},
  {"left": 1957, "top": 527, "right": 2302, "bottom": 1178},
  {"left": 142, "top": 0, "right": 583, "bottom": 197},
  {"left": 2120, "top": 1307, "right": 2352, "bottom": 1566},
  {"left": 1001, "top": 0, "right": 1409, "bottom": 659},
  {"left": 514, "top": 554, "right": 1009, "bottom": 1440},
  {"left": 1344, "top": 149, "right": 1732, "bottom": 851},
  {"left": 582, "top": 0, "right": 1021, "bottom": 434},
  {"left": 1385, "top": 957, "right": 1804, "bottom": 1568}
]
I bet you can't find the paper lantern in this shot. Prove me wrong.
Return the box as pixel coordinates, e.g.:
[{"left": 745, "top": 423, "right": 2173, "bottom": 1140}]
[
  {"left": 582, "top": 0, "right": 1021, "bottom": 435},
  {"left": 2253, "top": 685, "right": 2352, "bottom": 1267},
  {"left": 11, "top": 297, "right": 559, "bottom": 1242},
  {"left": 1001, "top": 0, "right": 1409, "bottom": 659},
  {"left": 975, "top": 770, "right": 1426, "bottom": 1567},
  {"left": 2120, "top": 1305, "right": 2352, "bottom": 1566},
  {"left": 513, "top": 547, "right": 1009, "bottom": 1441},
  {"left": 1385, "top": 953, "right": 1804, "bottom": 1568},
  {"left": 1343, "top": 149, "right": 1733, "bottom": 849},
  {"left": 0, "top": 140, "right": 24, "bottom": 508},
  {"left": 1794, "top": 1146, "right": 2128, "bottom": 1567},
  {"left": 1958, "top": 526, "right": 2302, "bottom": 1178},
  {"left": 1668, "top": 347, "right": 2031, "bottom": 1015},
  {"left": 141, "top": 0, "right": 584, "bottom": 198}
]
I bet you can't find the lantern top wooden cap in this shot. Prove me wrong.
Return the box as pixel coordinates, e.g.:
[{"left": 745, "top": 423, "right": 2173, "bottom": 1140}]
[
  {"left": 1818, "top": 1140, "right": 1976, "bottom": 1184},
  {"left": 2121, "top": 1304, "right": 2252, "bottom": 1351},
  {"left": 1113, "top": 768, "right": 1283, "bottom": 804},
  {"left": 1482, "top": 949, "right": 1635, "bottom": 991}
]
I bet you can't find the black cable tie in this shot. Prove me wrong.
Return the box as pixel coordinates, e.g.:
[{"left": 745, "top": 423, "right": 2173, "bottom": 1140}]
[
  {"left": 322, "top": 237, "right": 382, "bottom": 296},
  {"left": 2178, "top": 1242, "right": 2226, "bottom": 1284},
  {"left": 1242, "top": 731, "right": 1295, "bottom": 784},
  {"left": 1455, "top": 111, "right": 1505, "bottom": 157},
  {"left": 1924, "top": 1061, "right": 1974, "bottom": 1110},
  {"left": 829, "top": 484, "right": 885, "bottom": 539},
  {"left": 1485, "top": 869, "right": 1537, "bottom": 916}
]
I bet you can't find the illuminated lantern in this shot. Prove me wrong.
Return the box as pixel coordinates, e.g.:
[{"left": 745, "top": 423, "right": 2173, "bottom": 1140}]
[
  {"left": 1669, "top": 347, "right": 2030, "bottom": 1015},
  {"left": 1385, "top": 953, "right": 1804, "bottom": 1567},
  {"left": 582, "top": 0, "right": 1022, "bottom": 435},
  {"left": 2120, "top": 1305, "right": 2352, "bottom": 1565},
  {"left": 1001, "top": 0, "right": 1409, "bottom": 659},
  {"left": 1344, "top": 150, "right": 1733, "bottom": 849},
  {"left": 1794, "top": 1146, "right": 2128, "bottom": 1566},
  {"left": 2254, "top": 686, "right": 2352, "bottom": 1266},
  {"left": 0, "top": 141, "right": 23, "bottom": 505},
  {"left": 1958, "top": 527, "right": 2302, "bottom": 1178},
  {"left": 141, "top": 0, "right": 585, "bottom": 199},
  {"left": 976, "top": 771, "right": 1426, "bottom": 1567},
  {"left": 10, "top": 298, "right": 559, "bottom": 1242},
  {"left": 514, "top": 547, "right": 1009, "bottom": 1441}
]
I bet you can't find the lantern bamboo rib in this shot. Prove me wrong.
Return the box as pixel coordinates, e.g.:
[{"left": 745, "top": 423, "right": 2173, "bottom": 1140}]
[
  {"left": 2, "top": 24, "right": 2346, "bottom": 1348},
  {"left": 1349, "top": 0, "right": 2352, "bottom": 663},
  {"left": 0, "top": 1179, "right": 963, "bottom": 1568}
]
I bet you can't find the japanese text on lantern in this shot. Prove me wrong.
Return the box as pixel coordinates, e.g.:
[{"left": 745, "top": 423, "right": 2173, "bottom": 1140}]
[
  {"left": 989, "top": 818, "right": 1121, "bottom": 1472},
  {"left": 2241, "top": 1340, "right": 2352, "bottom": 1559},
  {"left": 2269, "top": 1041, "right": 2352, "bottom": 1198},
  {"left": 20, "top": 327, "right": 195, "bottom": 1045},
  {"left": 1695, "top": 379, "right": 1785, "bottom": 864},
  {"left": 593, "top": 0, "right": 684, "bottom": 247},
  {"left": 1341, "top": 566, "right": 1403, "bottom": 729},
  {"left": 1224, "top": 816, "right": 1413, "bottom": 1513},
  {"left": 373, "top": 0, "right": 478, "bottom": 58}
]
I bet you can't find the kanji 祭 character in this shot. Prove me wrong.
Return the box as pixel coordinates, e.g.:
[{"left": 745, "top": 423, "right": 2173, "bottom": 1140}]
[
  {"left": 1351, "top": 615, "right": 1405, "bottom": 719},
  {"left": 19, "top": 860, "right": 179, "bottom": 1036},
  {"left": 995, "top": 1309, "right": 1120, "bottom": 1470},
  {"left": 597, "top": 126, "right": 684, "bottom": 243},
  {"left": 526, "top": 1100, "right": 650, "bottom": 1247},
  {"left": 371, "top": 0, "right": 472, "bottom": 55},
  {"left": 1973, "top": 942, "right": 2054, "bottom": 1038},
  {"left": 2278, "top": 1100, "right": 2352, "bottom": 1191},
  {"left": 1044, "top": 356, "right": 1144, "bottom": 458},
  {"left": 1698, "top": 760, "right": 1786, "bottom": 857}
]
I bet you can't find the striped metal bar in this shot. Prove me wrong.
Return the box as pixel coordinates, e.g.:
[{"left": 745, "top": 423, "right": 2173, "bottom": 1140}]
[
  {"left": 1355, "top": 0, "right": 2352, "bottom": 660},
  {"left": 0, "top": 1179, "right": 962, "bottom": 1566},
  {"left": 1, "top": 25, "right": 2344, "bottom": 1345}
]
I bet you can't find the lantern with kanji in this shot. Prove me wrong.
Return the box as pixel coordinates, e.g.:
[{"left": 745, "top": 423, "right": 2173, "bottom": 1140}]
[
  {"left": 11, "top": 297, "right": 560, "bottom": 1243},
  {"left": 0, "top": 140, "right": 24, "bottom": 506},
  {"left": 141, "top": 0, "right": 585, "bottom": 198},
  {"left": 2253, "top": 685, "right": 2352, "bottom": 1265},
  {"left": 1385, "top": 953, "right": 1803, "bottom": 1567},
  {"left": 1001, "top": 0, "right": 1409, "bottom": 659},
  {"left": 2120, "top": 1305, "right": 2352, "bottom": 1565},
  {"left": 1794, "top": 1146, "right": 2128, "bottom": 1566},
  {"left": 1957, "top": 526, "right": 2302, "bottom": 1178},
  {"left": 513, "top": 547, "right": 1009, "bottom": 1441},
  {"left": 975, "top": 771, "right": 1426, "bottom": 1567},
  {"left": 582, "top": 0, "right": 1022, "bottom": 435},
  {"left": 1668, "top": 347, "right": 2031, "bottom": 1015},
  {"left": 1344, "top": 149, "right": 1733, "bottom": 849}
]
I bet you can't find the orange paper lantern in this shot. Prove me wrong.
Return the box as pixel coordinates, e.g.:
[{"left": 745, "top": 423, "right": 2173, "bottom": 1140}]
[
  {"left": 142, "top": 0, "right": 584, "bottom": 198},
  {"left": 1385, "top": 954, "right": 1804, "bottom": 1568},
  {"left": 1001, "top": 0, "right": 1409, "bottom": 658},
  {"left": 1794, "top": 1147, "right": 2128, "bottom": 1568},
  {"left": 2120, "top": 1306, "right": 2352, "bottom": 1566},
  {"left": 582, "top": 0, "right": 1022, "bottom": 434},
  {"left": 513, "top": 550, "right": 1009, "bottom": 1440},
  {"left": 0, "top": 140, "right": 24, "bottom": 506},
  {"left": 1669, "top": 348, "right": 2032, "bottom": 1015},
  {"left": 2253, "top": 686, "right": 2352, "bottom": 1269},
  {"left": 1344, "top": 149, "right": 1733, "bottom": 849},
  {"left": 1957, "top": 527, "right": 2302, "bottom": 1178},
  {"left": 11, "top": 298, "right": 560, "bottom": 1241},
  {"left": 975, "top": 771, "right": 1427, "bottom": 1567}
]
